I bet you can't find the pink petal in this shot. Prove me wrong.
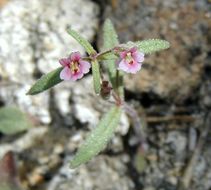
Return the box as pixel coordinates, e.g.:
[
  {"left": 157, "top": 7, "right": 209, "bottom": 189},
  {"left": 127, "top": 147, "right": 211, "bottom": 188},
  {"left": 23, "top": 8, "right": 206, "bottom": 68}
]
[
  {"left": 120, "top": 51, "right": 127, "bottom": 59},
  {"left": 132, "top": 51, "right": 144, "bottom": 63},
  {"left": 79, "top": 60, "right": 91, "bottom": 74},
  {"left": 60, "top": 67, "right": 72, "bottom": 80},
  {"left": 59, "top": 58, "right": 70, "bottom": 67},
  {"left": 118, "top": 59, "right": 142, "bottom": 74},
  {"left": 118, "top": 59, "right": 130, "bottom": 72},
  {"left": 128, "top": 62, "right": 142, "bottom": 74},
  {"left": 130, "top": 47, "right": 138, "bottom": 53},
  {"left": 70, "top": 52, "right": 81, "bottom": 62},
  {"left": 70, "top": 72, "right": 84, "bottom": 81}
]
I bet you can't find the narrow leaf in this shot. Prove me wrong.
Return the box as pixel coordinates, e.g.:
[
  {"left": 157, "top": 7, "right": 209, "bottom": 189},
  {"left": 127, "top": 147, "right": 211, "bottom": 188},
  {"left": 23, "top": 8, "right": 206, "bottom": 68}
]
[
  {"left": 136, "top": 39, "right": 170, "bottom": 53},
  {"left": 27, "top": 67, "right": 63, "bottom": 95},
  {"left": 70, "top": 106, "right": 122, "bottom": 168},
  {"left": 102, "top": 19, "right": 119, "bottom": 50},
  {"left": 0, "top": 107, "right": 31, "bottom": 135},
  {"left": 102, "top": 19, "right": 119, "bottom": 80},
  {"left": 102, "top": 19, "right": 124, "bottom": 98},
  {"left": 134, "top": 150, "right": 147, "bottom": 173},
  {"left": 67, "top": 28, "right": 96, "bottom": 55},
  {"left": 91, "top": 59, "right": 101, "bottom": 95},
  {"left": 123, "top": 39, "right": 170, "bottom": 54}
]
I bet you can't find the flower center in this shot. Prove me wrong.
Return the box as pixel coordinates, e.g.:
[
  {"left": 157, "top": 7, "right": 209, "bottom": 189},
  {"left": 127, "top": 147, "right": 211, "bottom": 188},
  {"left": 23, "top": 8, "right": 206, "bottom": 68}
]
[
  {"left": 125, "top": 52, "right": 134, "bottom": 65},
  {"left": 70, "top": 61, "right": 80, "bottom": 73}
]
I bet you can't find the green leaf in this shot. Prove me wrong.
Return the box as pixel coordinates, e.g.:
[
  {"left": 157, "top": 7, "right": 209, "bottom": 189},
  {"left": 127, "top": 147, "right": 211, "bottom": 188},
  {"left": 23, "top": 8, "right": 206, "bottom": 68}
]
[
  {"left": 102, "top": 19, "right": 119, "bottom": 81},
  {"left": 70, "top": 106, "right": 122, "bottom": 168},
  {"left": 102, "top": 19, "right": 119, "bottom": 50},
  {"left": 91, "top": 60, "right": 101, "bottom": 95},
  {"left": 0, "top": 107, "right": 31, "bottom": 135},
  {"left": 67, "top": 28, "right": 96, "bottom": 55},
  {"left": 121, "top": 39, "right": 170, "bottom": 54},
  {"left": 136, "top": 39, "right": 170, "bottom": 53},
  {"left": 123, "top": 39, "right": 170, "bottom": 54},
  {"left": 134, "top": 150, "right": 147, "bottom": 173},
  {"left": 102, "top": 19, "right": 124, "bottom": 98},
  {"left": 27, "top": 67, "right": 63, "bottom": 95}
]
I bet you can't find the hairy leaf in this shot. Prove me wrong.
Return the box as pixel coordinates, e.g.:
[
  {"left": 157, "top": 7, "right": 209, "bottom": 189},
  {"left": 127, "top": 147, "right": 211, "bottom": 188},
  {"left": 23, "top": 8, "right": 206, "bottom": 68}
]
[
  {"left": 0, "top": 107, "right": 31, "bottom": 135},
  {"left": 27, "top": 67, "right": 63, "bottom": 95},
  {"left": 67, "top": 28, "right": 96, "bottom": 55},
  {"left": 102, "top": 19, "right": 118, "bottom": 81},
  {"left": 103, "top": 19, "right": 119, "bottom": 50},
  {"left": 91, "top": 60, "right": 101, "bottom": 95},
  {"left": 70, "top": 106, "right": 122, "bottom": 168},
  {"left": 102, "top": 19, "right": 124, "bottom": 98},
  {"left": 136, "top": 39, "right": 170, "bottom": 53},
  {"left": 123, "top": 39, "right": 170, "bottom": 54}
]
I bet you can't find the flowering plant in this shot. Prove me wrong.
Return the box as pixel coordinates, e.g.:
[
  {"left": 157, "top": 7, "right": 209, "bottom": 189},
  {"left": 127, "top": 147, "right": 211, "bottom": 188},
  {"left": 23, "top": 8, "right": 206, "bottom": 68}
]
[{"left": 27, "top": 19, "right": 170, "bottom": 168}]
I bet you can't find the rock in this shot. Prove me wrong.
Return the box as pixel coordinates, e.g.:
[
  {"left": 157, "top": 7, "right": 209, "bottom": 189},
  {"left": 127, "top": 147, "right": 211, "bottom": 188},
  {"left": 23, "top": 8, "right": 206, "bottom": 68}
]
[
  {"left": 54, "top": 76, "right": 130, "bottom": 135},
  {"left": 165, "top": 131, "right": 187, "bottom": 162},
  {"left": 0, "top": 84, "right": 51, "bottom": 124},
  {"left": 48, "top": 155, "right": 134, "bottom": 190},
  {"left": 200, "top": 80, "right": 211, "bottom": 108},
  {"left": 0, "top": 0, "right": 99, "bottom": 123},
  {"left": 0, "top": 126, "right": 48, "bottom": 158},
  {"left": 137, "top": 128, "right": 186, "bottom": 188},
  {"left": 143, "top": 187, "right": 155, "bottom": 190},
  {"left": 193, "top": 157, "right": 206, "bottom": 179},
  {"left": 35, "top": 0, "right": 99, "bottom": 74},
  {"left": 103, "top": 0, "right": 210, "bottom": 102}
]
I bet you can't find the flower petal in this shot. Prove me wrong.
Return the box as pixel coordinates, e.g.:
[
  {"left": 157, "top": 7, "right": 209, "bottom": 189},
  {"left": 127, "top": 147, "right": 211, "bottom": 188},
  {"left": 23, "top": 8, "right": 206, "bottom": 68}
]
[
  {"left": 120, "top": 51, "right": 127, "bottom": 59},
  {"left": 70, "top": 72, "right": 84, "bottom": 81},
  {"left": 128, "top": 62, "right": 142, "bottom": 74},
  {"left": 59, "top": 58, "right": 69, "bottom": 67},
  {"left": 60, "top": 67, "right": 72, "bottom": 80},
  {"left": 118, "top": 59, "right": 142, "bottom": 74},
  {"left": 79, "top": 60, "right": 91, "bottom": 74},
  {"left": 132, "top": 51, "right": 144, "bottom": 63},
  {"left": 70, "top": 52, "right": 81, "bottom": 62},
  {"left": 130, "top": 47, "right": 138, "bottom": 53},
  {"left": 118, "top": 59, "right": 130, "bottom": 73}
]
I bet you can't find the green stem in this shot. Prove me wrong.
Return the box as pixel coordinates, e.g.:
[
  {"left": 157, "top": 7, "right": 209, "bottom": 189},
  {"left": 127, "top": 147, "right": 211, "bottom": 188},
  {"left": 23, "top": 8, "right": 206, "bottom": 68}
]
[
  {"left": 91, "top": 59, "right": 101, "bottom": 95},
  {"left": 115, "top": 70, "right": 119, "bottom": 95},
  {"left": 95, "top": 46, "right": 125, "bottom": 61}
]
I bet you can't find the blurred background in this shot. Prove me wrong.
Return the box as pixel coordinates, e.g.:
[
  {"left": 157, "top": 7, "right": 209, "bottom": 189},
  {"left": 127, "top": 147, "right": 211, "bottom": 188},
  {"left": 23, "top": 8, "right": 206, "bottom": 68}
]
[{"left": 0, "top": 0, "right": 211, "bottom": 190}]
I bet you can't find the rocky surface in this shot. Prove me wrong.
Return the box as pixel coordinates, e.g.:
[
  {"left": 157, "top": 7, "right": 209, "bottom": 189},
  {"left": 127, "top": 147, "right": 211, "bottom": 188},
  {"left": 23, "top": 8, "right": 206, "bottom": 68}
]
[
  {"left": 103, "top": 0, "right": 211, "bottom": 102},
  {"left": 48, "top": 155, "right": 134, "bottom": 190},
  {"left": 0, "top": 0, "right": 99, "bottom": 123},
  {"left": 0, "top": 0, "right": 211, "bottom": 190}
]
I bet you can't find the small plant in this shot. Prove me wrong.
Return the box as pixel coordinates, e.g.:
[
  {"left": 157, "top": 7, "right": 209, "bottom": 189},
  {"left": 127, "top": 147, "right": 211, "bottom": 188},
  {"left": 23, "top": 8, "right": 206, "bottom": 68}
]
[{"left": 27, "top": 19, "right": 170, "bottom": 168}]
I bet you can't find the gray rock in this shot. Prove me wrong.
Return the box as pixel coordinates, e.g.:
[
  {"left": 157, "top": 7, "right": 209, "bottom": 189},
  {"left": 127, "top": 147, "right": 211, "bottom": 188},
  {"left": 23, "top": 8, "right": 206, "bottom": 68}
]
[
  {"left": 0, "top": 126, "right": 48, "bottom": 158},
  {"left": 48, "top": 155, "right": 134, "bottom": 190},
  {"left": 0, "top": 0, "right": 99, "bottom": 124},
  {"left": 72, "top": 76, "right": 130, "bottom": 135},
  {"left": 54, "top": 76, "right": 130, "bottom": 136},
  {"left": 166, "top": 131, "right": 187, "bottom": 157}
]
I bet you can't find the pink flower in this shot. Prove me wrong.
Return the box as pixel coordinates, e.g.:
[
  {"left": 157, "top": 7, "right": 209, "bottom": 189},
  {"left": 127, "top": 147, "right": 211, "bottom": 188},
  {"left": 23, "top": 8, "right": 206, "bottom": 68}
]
[
  {"left": 59, "top": 52, "right": 91, "bottom": 81},
  {"left": 117, "top": 47, "right": 144, "bottom": 74}
]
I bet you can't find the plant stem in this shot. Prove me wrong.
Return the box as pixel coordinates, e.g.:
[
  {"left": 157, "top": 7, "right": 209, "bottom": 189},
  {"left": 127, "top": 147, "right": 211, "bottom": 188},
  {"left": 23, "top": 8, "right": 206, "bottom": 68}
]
[{"left": 115, "top": 70, "right": 119, "bottom": 95}]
